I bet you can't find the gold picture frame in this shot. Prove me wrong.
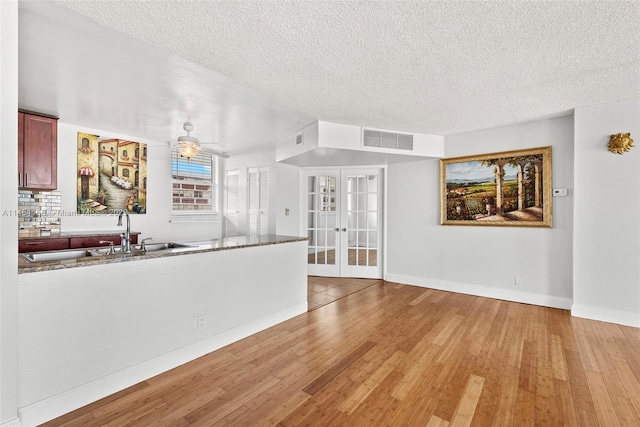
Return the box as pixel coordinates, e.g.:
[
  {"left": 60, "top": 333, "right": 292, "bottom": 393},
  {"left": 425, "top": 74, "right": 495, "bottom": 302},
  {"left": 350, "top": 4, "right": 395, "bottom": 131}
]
[
  {"left": 77, "top": 132, "right": 148, "bottom": 214},
  {"left": 440, "top": 146, "right": 552, "bottom": 227}
]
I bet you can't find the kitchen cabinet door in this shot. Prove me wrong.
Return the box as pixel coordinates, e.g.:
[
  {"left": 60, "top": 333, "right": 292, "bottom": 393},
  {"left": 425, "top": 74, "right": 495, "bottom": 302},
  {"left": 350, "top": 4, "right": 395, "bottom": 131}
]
[
  {"left": 69, "top": 233, "right": 139, "bottom": 249},
  {"left": 70, "top": 236, "right": 121, "bottom": 248},
  {"left": 19, "top": 238, "right": 69, "bottom": 253},
  {"left": 19, "top": 112, "right": 58, "bottom": 190}
]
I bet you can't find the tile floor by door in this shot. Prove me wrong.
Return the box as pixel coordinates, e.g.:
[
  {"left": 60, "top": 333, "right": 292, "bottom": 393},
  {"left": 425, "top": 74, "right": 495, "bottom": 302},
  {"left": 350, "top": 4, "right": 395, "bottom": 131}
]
[{"left": 307, "top": 276, "right": 381, "bottom": 310}]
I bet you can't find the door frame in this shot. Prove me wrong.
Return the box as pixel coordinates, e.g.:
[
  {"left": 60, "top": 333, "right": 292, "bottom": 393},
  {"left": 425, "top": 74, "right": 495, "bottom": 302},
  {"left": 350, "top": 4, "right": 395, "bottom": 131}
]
[{"left": 300, "top": 166, "right": 386, "bottom": 279}]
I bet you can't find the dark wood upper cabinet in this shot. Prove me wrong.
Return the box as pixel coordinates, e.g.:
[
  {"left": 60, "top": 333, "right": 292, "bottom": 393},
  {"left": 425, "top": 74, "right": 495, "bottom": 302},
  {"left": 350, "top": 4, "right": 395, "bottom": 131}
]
[{"left": 18, "top": 111, "right": 58, "bottom": 190}]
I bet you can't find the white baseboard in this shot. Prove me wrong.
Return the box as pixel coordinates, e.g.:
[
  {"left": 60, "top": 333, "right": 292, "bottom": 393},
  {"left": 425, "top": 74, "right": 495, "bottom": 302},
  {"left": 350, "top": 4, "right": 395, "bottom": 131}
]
[
  {"left": 571, "top": 304, "right": 640, "bottom": 328},
  {"left": 0, "top": 417, "right": 21, "bottom": 427},
  {"left": 385, "top": 273, "right": 572, "bottom": 310},
  {"left": 18, "top": 302, "right": 308, "bottom": 427}
]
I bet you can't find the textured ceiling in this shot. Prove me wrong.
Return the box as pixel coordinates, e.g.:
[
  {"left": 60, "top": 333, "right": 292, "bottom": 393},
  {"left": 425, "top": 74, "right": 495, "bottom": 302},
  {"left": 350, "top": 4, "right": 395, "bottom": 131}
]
[
  {"left": 18, "top": 2, "right": 316, "bottom": 152},
  {"left": 22, "top": 1, "right": 640, "bottom": 150}
]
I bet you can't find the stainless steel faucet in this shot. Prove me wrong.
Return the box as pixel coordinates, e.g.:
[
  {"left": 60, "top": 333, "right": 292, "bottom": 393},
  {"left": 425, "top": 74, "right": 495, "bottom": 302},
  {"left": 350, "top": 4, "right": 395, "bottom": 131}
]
[
  {"left": 140, "top": 237, "right": 153, "bottom": 252},
  {"left": 117, "top": 209, "right": 132, "bottom": 253},
  {"left": 98, "top": 240, "right": 116, "bottom": 255}
]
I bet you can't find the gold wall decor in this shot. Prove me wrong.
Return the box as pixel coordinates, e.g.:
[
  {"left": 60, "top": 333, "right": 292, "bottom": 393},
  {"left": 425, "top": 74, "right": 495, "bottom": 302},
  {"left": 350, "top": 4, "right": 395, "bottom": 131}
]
[
  {"left": 77, "top": 132, "right": 147, "bottom": 214},
  {"left": 607, "top": 132, "right": 634, "bottom": 155}
]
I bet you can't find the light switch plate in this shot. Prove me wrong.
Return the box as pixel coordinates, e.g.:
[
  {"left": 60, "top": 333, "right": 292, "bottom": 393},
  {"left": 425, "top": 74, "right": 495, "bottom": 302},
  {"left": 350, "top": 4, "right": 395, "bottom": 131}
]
[{"left": 552, "top": 188, "right": 568, "bottom": 197}]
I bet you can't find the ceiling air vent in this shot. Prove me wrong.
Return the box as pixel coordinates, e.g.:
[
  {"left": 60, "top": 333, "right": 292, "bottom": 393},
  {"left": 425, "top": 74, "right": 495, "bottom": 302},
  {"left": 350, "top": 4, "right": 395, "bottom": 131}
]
[
  {"left": 295, "top": 133, "right": 304, "bottom": 145},
  {"left": 363, "top": 129, "right": 414, "bottom": 151}
]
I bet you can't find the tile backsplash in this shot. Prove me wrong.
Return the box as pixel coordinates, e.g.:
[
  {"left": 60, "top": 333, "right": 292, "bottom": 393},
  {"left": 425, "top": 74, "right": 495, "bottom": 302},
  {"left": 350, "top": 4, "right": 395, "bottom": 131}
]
[{"left": 18, "top": 190, "right": 62, "bottom": 237}]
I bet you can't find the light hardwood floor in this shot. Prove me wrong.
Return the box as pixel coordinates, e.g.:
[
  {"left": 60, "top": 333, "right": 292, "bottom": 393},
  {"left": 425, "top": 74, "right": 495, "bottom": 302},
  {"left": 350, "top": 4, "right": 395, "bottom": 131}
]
[
  {"left": 42, "top": 280, "right": 640, "bottom": 426},
  {"left": 307, "top": 276, "right": 380, "bottom": 310}
]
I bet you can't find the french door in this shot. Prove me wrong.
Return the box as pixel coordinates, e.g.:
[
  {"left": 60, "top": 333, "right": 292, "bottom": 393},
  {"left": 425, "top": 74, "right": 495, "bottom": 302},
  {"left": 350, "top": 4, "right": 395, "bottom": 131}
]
[{"left": 304, "top": 168, "right": 383, "bottom": 278}]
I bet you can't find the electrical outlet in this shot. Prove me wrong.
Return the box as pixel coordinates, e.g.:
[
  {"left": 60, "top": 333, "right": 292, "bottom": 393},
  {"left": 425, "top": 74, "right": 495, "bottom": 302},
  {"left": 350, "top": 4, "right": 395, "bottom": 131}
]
[
  {"left": 515, "top": 277, "right": 523, "bottom": 286},
  {"left": 197, "top": 314, "right": 206, "bottom": 329}
]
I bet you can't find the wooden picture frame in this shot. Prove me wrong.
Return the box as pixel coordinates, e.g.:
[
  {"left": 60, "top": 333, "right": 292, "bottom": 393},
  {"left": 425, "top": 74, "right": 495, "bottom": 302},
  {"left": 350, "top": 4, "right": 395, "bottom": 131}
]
[{"left": 440, "top": 146, "right": 552, "bottom": 227}]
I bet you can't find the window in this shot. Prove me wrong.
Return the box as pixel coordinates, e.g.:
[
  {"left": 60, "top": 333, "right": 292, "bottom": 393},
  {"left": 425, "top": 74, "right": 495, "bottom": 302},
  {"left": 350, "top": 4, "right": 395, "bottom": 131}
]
[{"left": 171, "top": 149, "right": 218, "bottom": 217}]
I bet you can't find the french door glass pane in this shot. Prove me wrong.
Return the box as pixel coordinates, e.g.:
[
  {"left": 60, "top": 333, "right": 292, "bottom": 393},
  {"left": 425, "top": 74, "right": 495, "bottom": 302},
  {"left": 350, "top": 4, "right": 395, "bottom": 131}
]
[
  {"left": 357, "top": 212, "right": 366, "bottom": 228},
  {"left": 368, "top": 212, "right": 377, "bottom": 229},
  {"left": 307, "top": 174, "right": 337, "bottom": 266},
  {"left": 357, "top": 176, "right": 366, "bottom": 191},
  {"left": 367, "top": 175, "right": 378, "bottom": 193},
  {"left": 368, "top": 194, "right": 378, "bottom": 210}
]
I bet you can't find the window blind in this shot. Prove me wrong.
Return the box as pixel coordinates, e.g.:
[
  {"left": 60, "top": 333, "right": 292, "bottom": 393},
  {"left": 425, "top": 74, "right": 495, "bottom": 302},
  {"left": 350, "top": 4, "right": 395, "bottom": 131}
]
[{"left": 171, "top": 150, "right": 218, "bottom": 214}]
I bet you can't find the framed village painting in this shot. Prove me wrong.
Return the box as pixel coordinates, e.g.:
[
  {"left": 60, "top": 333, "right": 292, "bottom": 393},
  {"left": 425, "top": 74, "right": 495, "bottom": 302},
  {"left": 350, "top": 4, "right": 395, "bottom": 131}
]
[
  {"left": 77, "top": 132, "right": 147, "bottom": 214},
  {"left": 440, "top": 146, "right": 552, "bottom": 227}
]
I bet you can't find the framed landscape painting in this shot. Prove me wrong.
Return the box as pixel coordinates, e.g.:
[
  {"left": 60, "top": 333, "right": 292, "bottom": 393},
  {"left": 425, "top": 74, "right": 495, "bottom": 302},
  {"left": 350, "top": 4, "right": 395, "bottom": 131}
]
[{"left": 440, "top": 146, "right": 552, "bottom": 227}]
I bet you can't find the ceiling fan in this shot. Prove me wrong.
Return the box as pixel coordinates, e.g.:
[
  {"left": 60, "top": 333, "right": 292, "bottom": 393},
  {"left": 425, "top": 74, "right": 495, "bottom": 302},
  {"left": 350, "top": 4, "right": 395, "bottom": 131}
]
[{"left": 173, "top": 121, "right": 230, "bottom": 159}]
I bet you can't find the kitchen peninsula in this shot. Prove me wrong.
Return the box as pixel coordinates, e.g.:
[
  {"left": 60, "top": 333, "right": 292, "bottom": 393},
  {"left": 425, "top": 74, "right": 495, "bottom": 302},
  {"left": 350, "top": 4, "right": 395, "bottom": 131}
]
[
  {"left": 18, "top": 234, "right": 305, "bottom": 272},
  {"left": 17, "top": 235, "right": 308, "bottom": 426}
]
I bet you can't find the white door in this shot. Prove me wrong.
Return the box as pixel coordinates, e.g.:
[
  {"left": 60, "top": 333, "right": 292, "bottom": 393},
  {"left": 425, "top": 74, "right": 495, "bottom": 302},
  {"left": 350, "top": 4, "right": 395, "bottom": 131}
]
[
  {"left": 304, "top": 168, "right": 383, "bottom": 278},
  {"left": 224, "top": 169, "right": 241, "bottom": 236},
  {"left": 340, "top": 169, "right": 382, "bottom": 278},
  {"left": 248, "top": 166, "right": 269, "bottom": 236}
]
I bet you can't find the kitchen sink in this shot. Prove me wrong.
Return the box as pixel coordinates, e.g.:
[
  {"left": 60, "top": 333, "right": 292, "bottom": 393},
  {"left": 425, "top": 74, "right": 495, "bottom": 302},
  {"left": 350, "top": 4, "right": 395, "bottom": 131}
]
[
  {"left": 21, "top": 248, "right": 91, "bottom": 262},
  {"left": 89, "top": 242, "right": 194, "bottom": 254},
  {"left": 21, "top": 242, "right": 198, "bottom": 262},
  {"left": 87, "top": 247, "right": 129, "bottom": 256},
  {"left": 135, "top": 242, "right": 195, "bottom": 252}
]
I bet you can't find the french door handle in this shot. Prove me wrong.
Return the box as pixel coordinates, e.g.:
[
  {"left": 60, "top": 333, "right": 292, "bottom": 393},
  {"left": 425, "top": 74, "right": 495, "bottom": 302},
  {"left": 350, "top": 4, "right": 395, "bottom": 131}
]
[
  {"left": 341, "top": 228, "right": 347, "bottom": 232},
  {"left": 334, "top": 228, "right": 340, "bottom": 232}
]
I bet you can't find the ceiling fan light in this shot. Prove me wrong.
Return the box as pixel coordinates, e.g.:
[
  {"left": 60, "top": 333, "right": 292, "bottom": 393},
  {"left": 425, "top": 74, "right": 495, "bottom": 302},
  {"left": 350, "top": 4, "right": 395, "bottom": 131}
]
[{"left": 179, "top": 141, "right": 202, "bottom": 159}]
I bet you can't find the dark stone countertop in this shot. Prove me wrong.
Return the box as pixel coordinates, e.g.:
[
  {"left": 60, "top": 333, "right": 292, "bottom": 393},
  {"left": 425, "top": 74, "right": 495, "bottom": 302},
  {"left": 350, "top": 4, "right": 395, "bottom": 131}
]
[{"left": 18, "top": 235, "right": 308, "bottom": 274}]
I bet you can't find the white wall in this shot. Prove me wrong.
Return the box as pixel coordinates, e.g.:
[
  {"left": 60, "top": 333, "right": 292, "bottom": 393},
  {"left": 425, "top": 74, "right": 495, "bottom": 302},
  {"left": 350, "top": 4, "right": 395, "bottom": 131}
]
[
  {"left": 386, "top": 116, "right": 574, "bottom": 309},
  {"left": 56, "top": 123, "right": 222, "bottom": 241},
  {"left": 18, "top": 241, "right": 307, "bottom": 426},
  {"left": 0, "top": 2, "right": 20, "bottom": 424},
  {"left": 573, "top": 98, "right": 640, "bottom": 327},
  {"left": 275, "top": 162, "right": 301, "bottom": 236}
]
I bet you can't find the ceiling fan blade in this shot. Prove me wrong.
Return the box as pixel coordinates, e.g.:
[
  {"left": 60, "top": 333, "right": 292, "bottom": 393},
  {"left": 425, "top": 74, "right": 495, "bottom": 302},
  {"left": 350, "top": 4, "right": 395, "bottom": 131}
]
[
  {"left": 200, "top": 147, "right": 230, "bottom": 158},
  {"left": 168, "top": 141, "right": 230, "bottom": 158}
]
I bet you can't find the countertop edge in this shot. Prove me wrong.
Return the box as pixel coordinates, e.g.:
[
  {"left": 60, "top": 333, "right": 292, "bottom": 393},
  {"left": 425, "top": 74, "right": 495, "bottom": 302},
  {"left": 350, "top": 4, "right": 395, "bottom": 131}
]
[{"left": 18, "top": 235, "right": 308, "bottom": 274}]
